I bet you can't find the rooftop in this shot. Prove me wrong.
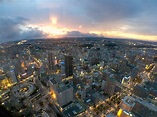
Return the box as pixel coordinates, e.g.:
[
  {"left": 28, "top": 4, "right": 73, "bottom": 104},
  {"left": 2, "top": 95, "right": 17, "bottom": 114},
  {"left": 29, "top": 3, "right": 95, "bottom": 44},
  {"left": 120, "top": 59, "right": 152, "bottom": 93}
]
[
  {"left": 63, "top": 102, "right": 85, "bottom": 117},
  {"left": 57, "top": 84, "right": 72, "bottom": 93},
  {"left": 50, "top": 79, "right": 57, "bottom": 85},
  {"left": 123, "top": 96, "right": 136, "bottom": 107}
]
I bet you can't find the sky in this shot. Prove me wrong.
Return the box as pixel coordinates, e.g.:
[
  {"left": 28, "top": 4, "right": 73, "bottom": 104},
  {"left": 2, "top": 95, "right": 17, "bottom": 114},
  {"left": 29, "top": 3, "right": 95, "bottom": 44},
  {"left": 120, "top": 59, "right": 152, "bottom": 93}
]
[{"left": 0, "top": 0, "right": 157, "bottom": 42}]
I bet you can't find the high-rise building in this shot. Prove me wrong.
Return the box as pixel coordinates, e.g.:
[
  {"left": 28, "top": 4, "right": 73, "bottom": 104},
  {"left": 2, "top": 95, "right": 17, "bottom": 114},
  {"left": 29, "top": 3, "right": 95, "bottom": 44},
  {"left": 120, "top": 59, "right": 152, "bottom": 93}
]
[
  {"left": 8, "top": 69, "right": 18, "bottom": 84},
  {"left": 73, "top": 73, "right": 80, "bottom": 85},
  {"left": 65, "top": 55, "right": 73, "bottom": 77},
  {"left": 49, "top": 78, "right": 58, "bottom": 91},
  {"left": 48, "top": 52, "right": 54, "bottom": 70},
  {"left": 104, "top": 76, "right": 116, "bottom": 95},
  {"left": 60, "top": 61, "right": 65, "bottom": 75},
  {"left": 50, "top": 84, "right": 73, "bottom": 107},
  {"left": 101, "top": 80, "right": 106, "bottom": 90},
  {"left": 80, "top": 89, "right": 86, "bottom": 100}
]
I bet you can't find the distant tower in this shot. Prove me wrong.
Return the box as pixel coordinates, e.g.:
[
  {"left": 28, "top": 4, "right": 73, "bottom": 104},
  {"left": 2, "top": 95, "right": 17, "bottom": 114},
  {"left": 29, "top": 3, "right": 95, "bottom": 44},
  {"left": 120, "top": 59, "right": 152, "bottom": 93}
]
[
  {"left": 48, "top": 52, "right": 54, "bottom": 70},
  {"left": 65, "top": 55, "right": 73, "bottom": 77}
]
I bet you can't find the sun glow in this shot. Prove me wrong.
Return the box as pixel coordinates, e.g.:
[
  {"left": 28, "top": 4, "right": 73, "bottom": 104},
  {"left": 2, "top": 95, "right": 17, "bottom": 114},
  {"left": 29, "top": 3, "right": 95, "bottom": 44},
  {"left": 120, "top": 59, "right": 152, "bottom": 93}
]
[
  {"left": 40, "top": 26, "right": 69, "bottom": 37},
  {"left": 27, "top": 23, "right": 157, "bottom": 41},
  {"left": 90, "top": 31, "right": 157, "bottom": 41},
  {"left": 51, "top": 17, "right": 58, "bottom": 25},
  {"left": 27, "top": 24, "right": 69, "bottom": 37}
]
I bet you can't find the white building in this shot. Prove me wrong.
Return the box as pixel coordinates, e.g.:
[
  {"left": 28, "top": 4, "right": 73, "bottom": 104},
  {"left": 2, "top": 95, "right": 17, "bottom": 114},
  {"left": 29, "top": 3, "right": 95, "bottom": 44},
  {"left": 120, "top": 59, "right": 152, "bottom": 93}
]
[{"left": 50, "top": 84, "right": 73, "bottom": 107}]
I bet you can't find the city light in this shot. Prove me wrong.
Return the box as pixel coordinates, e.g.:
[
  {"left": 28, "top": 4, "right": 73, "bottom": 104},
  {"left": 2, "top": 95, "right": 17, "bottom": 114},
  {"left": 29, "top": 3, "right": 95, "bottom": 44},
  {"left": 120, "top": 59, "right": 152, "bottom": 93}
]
[
  {"left": 117, "top": 109, "right": 123, "bottom": 117},
  {"left": 50, "top": 91, "right": 57, "bottom": 99}
]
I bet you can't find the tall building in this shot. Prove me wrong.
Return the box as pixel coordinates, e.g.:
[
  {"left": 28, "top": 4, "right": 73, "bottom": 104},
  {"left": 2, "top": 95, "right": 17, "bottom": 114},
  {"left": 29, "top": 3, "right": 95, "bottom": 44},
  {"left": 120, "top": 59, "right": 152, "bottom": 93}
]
[
  {"left": 80, "top": 89, "right": 86, "bottom": 100},
  {"left": 73, "top": 72, "right": 80, "bottom": 85},
  {"left": 8, "top": 69, "right": 18, "bottom": 84},
  {"left": 60, "top": 61, "right": 65, "bottom": 75},
  {"left": 101, "top": 80, "right": 106, "bottom": 90},
  {"left": 49, "top": 79, "right": 58, "bottom": 91},
  {"left": 65, "top": 55, "right": 73, "bottom": 77},
  {"left": 50, "top": 84, "right": 73, "bottom": 107},
  {"left": 12, "top": 59, "right": 23, "bottom": 75},
  {"left": 48, "top": 52, "right": 54, "bottom": 70},
  {"left": 104, "top": 76, "right": 116, "bottom": 95}
]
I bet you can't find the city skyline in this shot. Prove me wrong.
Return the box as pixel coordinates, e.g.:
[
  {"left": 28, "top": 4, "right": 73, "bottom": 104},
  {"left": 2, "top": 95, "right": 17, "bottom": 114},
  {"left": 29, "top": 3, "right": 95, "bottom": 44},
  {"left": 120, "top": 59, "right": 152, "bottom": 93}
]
[{"left": 0, "top": 0, "right": 157, "bottom": 42}]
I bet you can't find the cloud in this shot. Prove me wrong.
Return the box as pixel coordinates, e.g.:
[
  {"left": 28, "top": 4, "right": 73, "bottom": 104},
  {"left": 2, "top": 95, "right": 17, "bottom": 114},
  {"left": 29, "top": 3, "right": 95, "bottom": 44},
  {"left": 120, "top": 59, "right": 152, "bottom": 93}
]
[
  {"left": 0, "top": 16, "right": 27, "bottom": 41},
  {"left": 0, "top": 16, "right": 48, "bottom": 42},
  {"left": 55, "top": 0, "right": 142, "bottom": 30},
  {"left": 1, "top": 0, "right": 157, "bottom": 41},
  {"left": 50, "top": 0, "right": 157, "bottom": 37},
  {"left": 65, "top": 31, "right": 99, "bottom": 37},
  {"left": 83, "top": 0, "right": 142, "bottom": 22},
  {"left": 21, "top": 27, "right": 48, "bottom": 39}
]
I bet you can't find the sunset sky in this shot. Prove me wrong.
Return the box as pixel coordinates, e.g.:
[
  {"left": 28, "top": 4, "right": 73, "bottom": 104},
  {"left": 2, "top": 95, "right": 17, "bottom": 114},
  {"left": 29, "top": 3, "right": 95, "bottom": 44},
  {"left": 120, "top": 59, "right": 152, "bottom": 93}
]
[{"left": 0, "top": 0, "right": 157, "bottom": 42}]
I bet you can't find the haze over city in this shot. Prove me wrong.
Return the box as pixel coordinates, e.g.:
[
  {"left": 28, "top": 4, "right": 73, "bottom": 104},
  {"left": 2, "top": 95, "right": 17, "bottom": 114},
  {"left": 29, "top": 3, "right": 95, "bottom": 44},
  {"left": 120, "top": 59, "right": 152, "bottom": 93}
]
[{"left": 0, "top": 0, "right": 157, "bottom": 42}]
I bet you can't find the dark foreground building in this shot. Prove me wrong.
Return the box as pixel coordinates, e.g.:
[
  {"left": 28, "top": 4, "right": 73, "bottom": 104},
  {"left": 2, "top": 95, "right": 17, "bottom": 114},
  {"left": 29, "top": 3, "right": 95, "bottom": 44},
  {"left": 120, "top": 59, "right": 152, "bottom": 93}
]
[{"left": 65, "top": 55, "right": 73, "bottom": 77}]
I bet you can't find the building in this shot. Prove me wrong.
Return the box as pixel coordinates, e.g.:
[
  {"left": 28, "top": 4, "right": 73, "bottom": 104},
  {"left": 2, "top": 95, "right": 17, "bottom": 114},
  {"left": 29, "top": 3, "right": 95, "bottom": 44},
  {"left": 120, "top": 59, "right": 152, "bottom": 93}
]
[
  {"left": 80, "top": 90, "right": 86, "bottom": 100},
  {"left": 121, "top": 76, "right": 131, "bottom": 85},
  {"left": 91, "top": 92, "right": 102, "bottom": 104},
  {"left": 7, "top": 69, "right": 18, "bottom": 84},
  {"left": 132, "top": 85, "right": 148, "bottom": 99},
  {"left": 60, "top": 61, "right": 65, "bottom": 75},
  {"left": 120, "top": 96, "right": 157, "bottom": 117},
  {"left": 120, "top": 96, "right": 136, "bottom": 111},
  {"left": 49, "top": 78, "right": 58, "bottom": 91},
  {"left": 50, "top": 84, "right": 73, "bottom": 107},
  {"left": 73, "top": 73, "right": 80, "bottom": 85},
  {"left": 104, "top": 76, "right": 116, "bottom": 95},
  {"left": 101, "top": 80, "right": 106, "bottom": 90},
  {"left": 65, "top": 56, "right": 73, "bottom": 77},
  {"left": 132, "top": 101, "right": 157, "bottom": 117},
  {"left": 48, "top": 52, "right": 54, "bottom": 70}
]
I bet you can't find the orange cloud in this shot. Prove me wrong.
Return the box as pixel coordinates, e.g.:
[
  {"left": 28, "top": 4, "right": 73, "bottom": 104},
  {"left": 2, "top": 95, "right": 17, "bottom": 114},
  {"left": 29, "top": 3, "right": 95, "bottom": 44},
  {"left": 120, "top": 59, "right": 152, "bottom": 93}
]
[{"left": 90, "top": 31, "right": 157, "bottom": 41}]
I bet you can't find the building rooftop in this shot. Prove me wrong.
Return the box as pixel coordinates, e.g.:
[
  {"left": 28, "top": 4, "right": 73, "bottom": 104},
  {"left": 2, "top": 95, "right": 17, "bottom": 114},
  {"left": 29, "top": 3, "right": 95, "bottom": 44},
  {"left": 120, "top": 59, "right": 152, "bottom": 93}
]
[
  {"left": 63, "top": 102, "right": 85, "bottom": 117},
  {"left": 136, "top": 97, "right": 157, "bottom": 112},
  {"left": 57, "top": 84, "right": 72, "bottom": 93},
  {"left": 50, "top": 79, "right": 57, "bottom": 85},
  {"left": 132, "top": 102, "right": 157, "bottom": 117},
  {"left": 122, "top": 96, "right": 136, "bottom": 107}
]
